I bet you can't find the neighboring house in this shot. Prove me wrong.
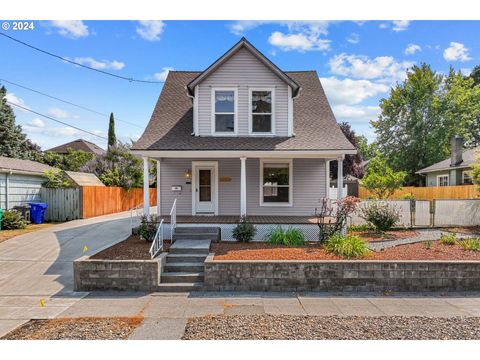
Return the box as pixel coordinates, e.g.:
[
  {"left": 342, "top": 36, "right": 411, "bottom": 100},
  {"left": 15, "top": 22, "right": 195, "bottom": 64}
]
[
  {"left": 132, "top": 37, "right": 355, "bottom": 222},
  {"left": 0, "top": 156, "right": 53, "bottom": 209},
  {"left": 46, "top": 139, "right": 106, "bottom": 156},
  {"left": 417, "top": 136, "right": 478, "bottom": 187},
  {"left": 64, "top": 171, "right": 105, "bottom": 187}
]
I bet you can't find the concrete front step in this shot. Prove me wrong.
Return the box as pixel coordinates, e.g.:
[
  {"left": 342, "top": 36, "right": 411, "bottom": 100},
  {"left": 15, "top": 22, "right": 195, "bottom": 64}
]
[
  {"left": 155, "top": 282, "right": 204, "bottom": 292},
  {"left": 168, "top": 240, "right": 211, "bottom": 255},
  {"left": 166, "top": 253, "right": 208, "bottom": 263},
  {"left": 164, "top": 262, "right": 204, "bottom": 273},
  {"left": 175, "top": 227, "right": 220, "bottom": 234},
  {"left": 161, "top": 272, "right": 204, "bottom": 283},
  {"left": 174, "top": 233, "right": 218, "bottom": 241}
]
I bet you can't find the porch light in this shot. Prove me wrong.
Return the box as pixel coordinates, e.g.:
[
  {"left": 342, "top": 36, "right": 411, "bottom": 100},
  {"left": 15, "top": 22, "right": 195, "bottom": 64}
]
[{"left": 184, "top": 170, "right": 192, "bottom": 180}]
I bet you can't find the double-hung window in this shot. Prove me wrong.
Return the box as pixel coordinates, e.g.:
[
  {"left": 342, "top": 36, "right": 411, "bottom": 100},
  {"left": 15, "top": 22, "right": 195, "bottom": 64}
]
[
  {"left": 213, "top": 89, "right": 236, "bottom": 134},
  {"left": 250, "top": 89, "right": 274, "bottom": 134},
  {"left": 437, "top": 175, "right": 449, "bottom": 187},
  {"left": 462, "top": 171, "right": 473, "bottom": 184},
  {"left": 260, "top": 159, "right": 292, "bottom": 206}
]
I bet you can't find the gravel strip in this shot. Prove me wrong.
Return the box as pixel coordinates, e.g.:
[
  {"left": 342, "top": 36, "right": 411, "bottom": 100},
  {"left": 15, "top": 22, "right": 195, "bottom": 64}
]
[
  {"left": 1, "top": 317, "right": 143, "bottom": 340},
  {"left": 183, "top": 315, "right": 480, "bottom": 340}
]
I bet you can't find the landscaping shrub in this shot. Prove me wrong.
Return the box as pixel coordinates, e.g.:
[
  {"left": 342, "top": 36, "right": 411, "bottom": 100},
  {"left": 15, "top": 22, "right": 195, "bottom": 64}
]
[
  {"left": 1, "top": 209, "right": 27, "bottom": 230},
  {"left": 347, "top": 224, "right": 373, "bottom": 232},
  {"left": 138, "top": 214, "right": 160, "bottom": 242},
  {"left": 232, "top": 216, "right": 256, "bottom": 242},
  {"left": 400, "top": 193, "right": 415, "bottom": 200},
  {"left": 423, "top": 240, "right": 432, "bottom": 250},
  {"left": 324, "top": 234, "right": 369, "bottom": 259},
  {"left": 440, "top": 233, "right": 457, "bottom": 245},
  {"left": 359, "top": 201, "right": 400, "bottom": 232},
  {"left": 460, "top": 238, "right": 480, "bottom": 251},
  {"left": 316, "top": 196, "right": 360, "bottom": 242},
  {"left": 266, "top": 226, "right": 305, "bottom": 246},
  {"left": 43, "top": 169, "right": 71, "bottom": 188}
]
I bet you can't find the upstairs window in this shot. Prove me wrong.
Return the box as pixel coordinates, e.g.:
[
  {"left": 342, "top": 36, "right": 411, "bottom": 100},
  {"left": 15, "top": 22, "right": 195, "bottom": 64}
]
[
  {"left": 250, "top": 89, "right": 274, "bottom": 134},
  {"left": 213, "top": 89, "right": 236, "bottom": 134}
]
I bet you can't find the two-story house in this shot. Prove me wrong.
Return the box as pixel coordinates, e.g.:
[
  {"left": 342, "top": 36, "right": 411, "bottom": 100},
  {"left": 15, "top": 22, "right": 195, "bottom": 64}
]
[{"left": 132, "top": 38, "right": 356, "bottom": 241}]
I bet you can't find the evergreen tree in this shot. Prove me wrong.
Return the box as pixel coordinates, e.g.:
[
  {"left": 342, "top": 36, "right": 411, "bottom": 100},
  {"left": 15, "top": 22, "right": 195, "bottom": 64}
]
[
  {"left": 107, "top": 112, "right": 116, "bottom": 149},
  {"left": 470, "top": 65, "right": 480, "bottom": 86},
  {"left": 0, "top": 85, "right": 38, "bottom": 159}
]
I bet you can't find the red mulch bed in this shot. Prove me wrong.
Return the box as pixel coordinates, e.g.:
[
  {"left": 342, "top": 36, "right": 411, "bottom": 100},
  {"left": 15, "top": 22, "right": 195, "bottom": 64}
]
[
  {"left": 446, "top": 227, "right": 480, "bottom": 235},
  {"left": 91, "top": 235, "right": 170, "bottom": 260},
  {"left": 351, "top": 230, "right": 417, "bottom": 242},
  {"left": 212, "top": 241, "right": 480, "bottom": 261}
]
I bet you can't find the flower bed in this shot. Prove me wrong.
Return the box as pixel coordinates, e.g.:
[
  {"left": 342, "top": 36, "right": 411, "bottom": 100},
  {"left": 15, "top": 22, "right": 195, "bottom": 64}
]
[
  {"left": 211, "top": 240, "right": 480, "bottom": 261},
  {"left": 91, "top": 235, "right": 170, "bottom": 260},
  {"left": 350, "top": 229, "right": 417, "bottom": 242}
]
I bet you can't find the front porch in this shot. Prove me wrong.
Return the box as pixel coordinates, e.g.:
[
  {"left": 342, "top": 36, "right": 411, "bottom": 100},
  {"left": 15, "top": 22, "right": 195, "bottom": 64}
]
[{"left": 162, "top": 215, "right": 319, "bottom": 224}]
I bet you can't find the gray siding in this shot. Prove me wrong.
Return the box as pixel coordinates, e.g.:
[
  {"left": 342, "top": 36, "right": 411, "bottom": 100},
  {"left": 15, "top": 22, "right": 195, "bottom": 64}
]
[
  {"left": 425, "top": 169, "right": 465, "bottom": 186},
  {"left": 0, "top": 173, "right": 44, "bottom": 209},
  {"left": 197, "top": 47, "right": 289, "bottom": 136},
  {"left": 158, "top": 158, "right": 326, "bottom": 216}
]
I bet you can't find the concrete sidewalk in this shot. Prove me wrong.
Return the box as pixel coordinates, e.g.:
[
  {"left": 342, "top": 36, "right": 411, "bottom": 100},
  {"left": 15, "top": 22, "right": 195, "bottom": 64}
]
[{"left": 0, "top": 209, "right": 147, "bottom": 337}]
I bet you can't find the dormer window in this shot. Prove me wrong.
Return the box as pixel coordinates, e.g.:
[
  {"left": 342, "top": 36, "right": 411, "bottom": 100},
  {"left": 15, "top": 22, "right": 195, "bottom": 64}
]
[
  {"left": 250, "top": 88, "right": 274, "bottom": 135},
  {"left": 212, "top": 88, "right": 237, "bottom": 135}
]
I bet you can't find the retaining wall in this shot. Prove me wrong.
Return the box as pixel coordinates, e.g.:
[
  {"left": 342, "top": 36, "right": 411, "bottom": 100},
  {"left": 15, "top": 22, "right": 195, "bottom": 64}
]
[
  {"left": 204, "top": 256, "right": 480, "bottom": 292},
  {"left": 74, "top": 254, "right": 166, "bottom": 292}
]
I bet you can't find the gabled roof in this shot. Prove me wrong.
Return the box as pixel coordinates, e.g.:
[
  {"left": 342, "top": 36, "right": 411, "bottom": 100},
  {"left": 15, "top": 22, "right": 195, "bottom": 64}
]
[
  {"left": 416, "top": 147, "right": 479, "bottom": 174},
  {"left": 132, "top": 71, "right": 356, "bottom": 152},
  {"left": 0, "top": 156, "right": 53, "bottom": 175},
  {"left": 187, "top": 37, "right": 300, "bottom": 96},
  {"left": 46, "top": 139, "right": 106, "bottom": 156}
]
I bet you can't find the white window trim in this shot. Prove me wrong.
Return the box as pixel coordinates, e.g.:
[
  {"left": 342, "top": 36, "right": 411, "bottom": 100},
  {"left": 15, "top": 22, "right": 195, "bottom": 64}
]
[
  {"left": 193, "top": 85, "right": 199, "bottom": 136},
  {"left": 437, "top": 174, "right": 449, "bottom": 187},
  {"left": 211, "top": 87, "right": 238, "bottom": 136},
  {"left": 259, "top": 158, "right": 293, "bottom": 207},
  {"left": 249, "top": 87, "right": 276, "bottom": 136},
  {"left": 462, "top": 170, "right": 473, "bottom": 184}
]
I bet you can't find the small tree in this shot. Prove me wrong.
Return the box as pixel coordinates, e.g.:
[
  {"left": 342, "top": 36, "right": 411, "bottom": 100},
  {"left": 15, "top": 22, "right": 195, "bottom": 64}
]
[
  {"left": 315, "top": 196, "right": 360, "bottom": 242},
  {"left": 108, "top": 112, "right": 116, "bottom": 149},
  {"left": 361, "top": 153, "right": 406, "bottom": 199}
]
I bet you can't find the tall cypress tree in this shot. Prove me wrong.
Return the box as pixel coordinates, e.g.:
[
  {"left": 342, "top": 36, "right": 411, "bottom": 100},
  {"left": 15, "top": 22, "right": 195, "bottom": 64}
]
[
  {"left": 107, "top": 112, "right": 116, "bottom": 149},
  {"left": 0, "top": 85, "right": 35, "bottom": 159}
]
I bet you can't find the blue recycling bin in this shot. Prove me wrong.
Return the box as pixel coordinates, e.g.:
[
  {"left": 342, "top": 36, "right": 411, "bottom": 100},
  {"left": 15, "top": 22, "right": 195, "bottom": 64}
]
[{"left": 29, "top": 202, "right": 48, "bottom": 224}]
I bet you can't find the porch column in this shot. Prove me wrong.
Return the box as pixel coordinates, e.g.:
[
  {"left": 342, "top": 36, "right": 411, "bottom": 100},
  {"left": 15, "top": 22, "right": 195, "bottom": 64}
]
[
  {"left": 337, "top": 157, "right": 344, "bottom": 200},
  {"left": 240, "top": 157, "right": 247, "bottom": 217},
  {"left": 143, "top": 157, "right": 150, "bottom": 216},
  {"left": 156, "top": 159, "right": 161, "bottom": 216}
]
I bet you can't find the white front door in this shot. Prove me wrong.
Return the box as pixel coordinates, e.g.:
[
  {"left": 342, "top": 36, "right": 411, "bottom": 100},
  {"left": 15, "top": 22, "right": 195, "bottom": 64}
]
[{"left": 193, "top": 162, "right": 217, "bottom": 214}]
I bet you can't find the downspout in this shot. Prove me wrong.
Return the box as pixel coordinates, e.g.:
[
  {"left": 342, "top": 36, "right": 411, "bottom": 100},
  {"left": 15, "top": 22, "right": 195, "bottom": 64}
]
[{"left": 185, "top": 86, "right": 196, "bottom": 136}]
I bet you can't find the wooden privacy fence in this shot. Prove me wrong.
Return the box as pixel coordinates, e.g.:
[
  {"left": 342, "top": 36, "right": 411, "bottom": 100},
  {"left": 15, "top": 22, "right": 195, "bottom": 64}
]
[
  {"left": 40, "top": 186, "right": 157, "bottom": 221},
  {"left": 359, "top": 185, "right": 479, "bottom": 201},
  {"left": 40, "top": 187, "right": 82, "bottom": 222},
  {"left": 81, "top": 186, "right": 157, "bottom": 218}
]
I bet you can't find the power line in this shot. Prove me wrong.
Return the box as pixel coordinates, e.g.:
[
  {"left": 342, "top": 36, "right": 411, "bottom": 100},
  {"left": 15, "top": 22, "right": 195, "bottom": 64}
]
[
  {"left": 7, "top": 101, "right": 108, "bottom": 140},
  {"left": 0, "top": 77, "right": 143, "bottom": 129},
  {"left": 0, "top": 32, "right": 163, "bottom": 84}
]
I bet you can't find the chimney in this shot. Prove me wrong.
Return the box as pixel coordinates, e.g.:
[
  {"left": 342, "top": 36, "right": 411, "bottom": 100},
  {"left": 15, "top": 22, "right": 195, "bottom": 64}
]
[{"left": 450, "top": 135, "right": 464, "bottom": 167}]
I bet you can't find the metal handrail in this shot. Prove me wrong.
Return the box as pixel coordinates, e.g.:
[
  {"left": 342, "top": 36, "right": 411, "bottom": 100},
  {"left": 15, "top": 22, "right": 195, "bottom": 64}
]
[
  {"left": 129, "top": 203, "right": 143, "bottom": 227},
  {"left": 149, "top": 219, "right": 164, "bottom": 258},
  {"left": 170, "top": 198, "right": 177, "bottom": 243}
]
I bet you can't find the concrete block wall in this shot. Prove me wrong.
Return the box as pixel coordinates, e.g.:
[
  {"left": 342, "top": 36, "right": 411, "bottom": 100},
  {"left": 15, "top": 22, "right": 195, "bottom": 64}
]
[
  {"left": 74, "top": 255, "right": 166, "bottom": 292},
  {"left": 204, "top": 256, "right": 480, "bottom": 292}
]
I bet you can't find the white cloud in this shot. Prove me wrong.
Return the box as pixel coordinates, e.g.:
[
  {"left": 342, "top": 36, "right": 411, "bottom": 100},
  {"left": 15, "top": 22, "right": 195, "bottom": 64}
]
[
  {"left": 49, "top": 20, "right": 89, "bottom": 38},
  {"left": 346, "top": 33, "right": 360, "bottom": 44},
  {"left": 392, "top": 20, "right": 410, "bottom": 32},
  {"left": 269, "top": 32, "right": 330, "bottom": 52},
  {"left": 329, "top": 53, "right": 414, "bottom": 82},
  {"left": 332, "top": 104, "right": 381, "bottom": 123},
  {"left": 443, "top": 42, "right": 472, "bottom": 62},
  {"left": 72, "top": 57, "right": 125, "bottom": 70},
  {"left": 28, "top": 118, "right": 45, "bottom": 128},
  {"left": 320, "top": 77, "right": 389, "bottom": 105},
  {"left": 136, "top": 21, "right": 165, "bottom": 41},
  {"left": 379, "top": 23, "right": 389, "bottom": 29},
  {"left": 5, "top": 93, "right": 29, "bottom": 111},
  {"left": 47, "top": 107, "right": 70, "bottom": 119},
  {"left": 405, "top": 44, "right": 421, "bottom": 55},
  {"left": 153, "top": 67, "right": 174, "bottom": 82}
]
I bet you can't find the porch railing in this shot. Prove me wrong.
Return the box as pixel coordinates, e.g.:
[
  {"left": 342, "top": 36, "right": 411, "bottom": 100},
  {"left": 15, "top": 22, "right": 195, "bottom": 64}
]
[
  {"left": 170, "top": 198, "right": 177, "bottom": 243},
  {"left": 149, "top": 218, "right": 164, "bottom": 259}
]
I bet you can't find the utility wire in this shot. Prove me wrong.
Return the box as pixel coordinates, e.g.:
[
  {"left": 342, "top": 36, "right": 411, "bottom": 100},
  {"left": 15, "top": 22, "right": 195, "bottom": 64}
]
[
  {"left": 7, "top": 101, "right": 108, "bottom": 140},
  {"left": 0, "top": 32, "right": 163, "bottom": 84},
  {"left": 0, "top": 77, "right": 143, "bottom": 129}
]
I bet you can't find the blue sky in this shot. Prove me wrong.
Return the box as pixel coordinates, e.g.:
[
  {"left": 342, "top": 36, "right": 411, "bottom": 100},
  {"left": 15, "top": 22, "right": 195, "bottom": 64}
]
[{"left": 1, "top": 20, "right": 479, "bottom": 150}]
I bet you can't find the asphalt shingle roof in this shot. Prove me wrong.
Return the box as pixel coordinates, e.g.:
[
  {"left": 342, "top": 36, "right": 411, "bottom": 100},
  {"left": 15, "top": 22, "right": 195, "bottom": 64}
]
[
  {"left": 132, "top": 71, "right": 355, "bottom": 152},
  {"left": 416, "top": 147, "right": 480, "bottom": 173},
  {"left": 46, "top": 139, "right": 106, "bottom": 156},
  {"left": 0, "top": 156, "right": 53, "bottom": 175}
]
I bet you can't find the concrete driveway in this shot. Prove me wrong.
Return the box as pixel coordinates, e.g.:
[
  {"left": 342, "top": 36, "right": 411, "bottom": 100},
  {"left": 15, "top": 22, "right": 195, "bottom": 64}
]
[{"left": 0, "top": 210, "right": 140, "bottom": 336}]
